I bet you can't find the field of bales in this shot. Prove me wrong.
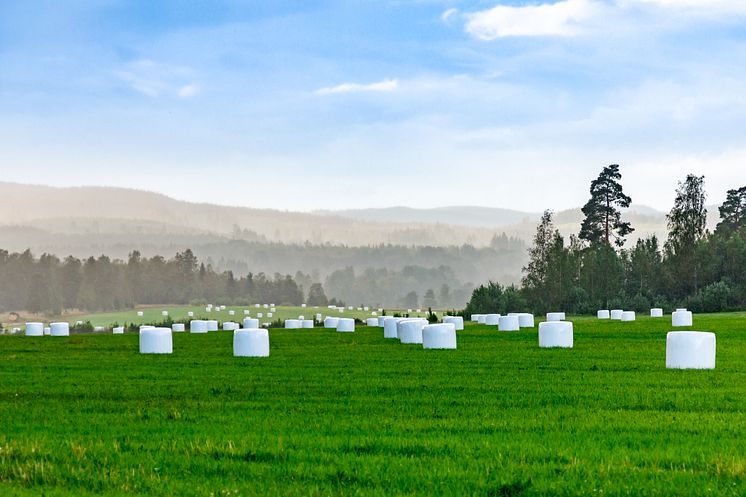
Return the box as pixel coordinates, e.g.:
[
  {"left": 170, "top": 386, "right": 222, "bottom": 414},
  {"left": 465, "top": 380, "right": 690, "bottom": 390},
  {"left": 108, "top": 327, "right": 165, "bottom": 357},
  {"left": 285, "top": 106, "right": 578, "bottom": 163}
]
[{"left": 2, "top": 313, "right": 746, "bottom": 496}]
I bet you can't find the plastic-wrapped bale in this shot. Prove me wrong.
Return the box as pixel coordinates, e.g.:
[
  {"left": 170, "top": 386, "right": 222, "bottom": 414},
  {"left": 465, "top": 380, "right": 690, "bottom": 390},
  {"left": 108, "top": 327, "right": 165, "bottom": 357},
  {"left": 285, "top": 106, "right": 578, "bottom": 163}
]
[
  {"left": 223, "top": 322, "right": 239, "bottom": 331},
  {"left": 205, "top": 307, "right": 211, "bottom": 313},
  {"left": 324, "top": 317, "right": 339, "bottom": 329},
  {"left": 546, "top": 312, "right": 565, "bottom": 322},
  {"left": 666, "top": 331, "right": 715, "bottom": 369},
  {"left": 50, "top": 322, "right": 70, "bottom": 337},
  {"left": 301, "top": 304, "right": 307, "bottom": 308},
  {"left": 336, "top": 318, "right": 355, "bottom": 333},
  {"left": 651, "top": 308, "right": 664, "bottom": 318},
  {"left": 610, "top": 309, "right": 623, "bottom": 320},
  {"left": 366, "top": 318, "right": 378, "bottom": 326},
  {"left": 190, "top": 320, "right": 208, "bottom": 334},
  {"left": 139, "top": 327, "right": 173, "bottom": 354},
  {"left": 484, "top": 314, "right": 500, "bottom": 325},
  {"left": 206, "top": 320, "right": 219, "bottom": 331},
  {"left": 220, "top": 305, "right": 226, "bottom": 310},
  {"left": 397, "top": 319, "right": 428, "bottom": 344},
  {"left": 298, "top": 315, "right": 305, "bottom": 320},
  {"left": 171, "top": 323, "right": 185, "bottom": 332},
  {"left": 316, "top": 313, "right": 323, "bottom": 321},
  {"left": 384, "top": 317, "right": 402, "bottom": 339},
  {"left": 377, "top": 316, "right": 387, "bottom": 327},
  {"left": 243, "top": 318, "right": 259, "bottom": 329},
  {"left": 113, "top": 326, "right": 124, "bottom": 334},
  {"left": 302, "top": 320, "right": 314, "bottom": 329},
  {"left": 498, "top": 315, "right": 520, "bottom": 332},
  {"left": 257, "top": 313, "right": 263, "bottom": 318},
  {"left": 597, "top": 310, "right": 610, "bottom": 319},
  {"left": 137, "top": 311, "right": 144, "bottom": 317},
  {"left": 364, "top": 306, "right": 369, "bottom": 311},
  {"left": 621, "top": 311, "right": 636, "bottom": 322},
  {"left": 538, "top": 321, "right": 573, "bottom": 348},
  {"left": 94, "top": 326, "right": 105, "bottom": 332},
  {"left": 234, "top": 328, "right": 270, "bottom": 357},
  {"left": 477, "top": 315, "right": 488, "bottom": 324},
  {"left": 285, "top": 319, "right": 301, "bottom": 329},
  {"left": 518, "top": 313, "right": 535, "bottom": 328},
  {"left": 228, "top": 310, "right": 235, "bottom": 316},
  {"left": 422, "top": 323, "right": 457, "bottom": 349},
  {"left": 43, "top": 327, "right": 51, "bottom": 335},
  {"left": 187, "top": 311, "right": 194, "bottom": 317},
  {"left": 25, "top": 322, "right": 44, "bottom": 337},
  {"left": 161, "top": 311, "right": 168, "bottom": 317},
  {"left": 672, "top": 310, "right": 693, "bottom": 327},
  {"left": 255, "top": 304, "right": 260, "bottom": 308},
  {"left": 244, "top": 310, "right": 250, "bottom": 315},
  {"left": 348, "top": 306, "right": 354, "bottom": 311},
  {"left": 470, "top": 314, "right": 481, "bottom": 322},
  {"left": 263, "top": 304, "right": 269, "bottom": 308},
  {"left": 267, "top": 313, "right": 274, "bottom": 318},
  {"left": 443, "top": 316, "right": 464, "bottom": 331}
]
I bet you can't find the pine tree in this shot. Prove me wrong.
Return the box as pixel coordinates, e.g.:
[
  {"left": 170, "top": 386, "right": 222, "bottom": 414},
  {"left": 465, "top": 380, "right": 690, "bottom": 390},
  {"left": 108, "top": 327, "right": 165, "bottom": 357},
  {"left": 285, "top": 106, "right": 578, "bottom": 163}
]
[
  {"left": 579, "top": 164, "right": 633, "bottom": 247},
  {"left": 716, "top": 186, "right": 746, "bottom": 236}
]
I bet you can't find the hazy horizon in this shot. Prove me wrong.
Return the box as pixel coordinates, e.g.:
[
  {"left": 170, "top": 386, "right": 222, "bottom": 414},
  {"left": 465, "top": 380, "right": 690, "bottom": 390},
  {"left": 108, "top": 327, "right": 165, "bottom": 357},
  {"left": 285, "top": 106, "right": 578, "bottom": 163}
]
[{"left": 3, "top": 1, "right": 746, "bottom": 212}]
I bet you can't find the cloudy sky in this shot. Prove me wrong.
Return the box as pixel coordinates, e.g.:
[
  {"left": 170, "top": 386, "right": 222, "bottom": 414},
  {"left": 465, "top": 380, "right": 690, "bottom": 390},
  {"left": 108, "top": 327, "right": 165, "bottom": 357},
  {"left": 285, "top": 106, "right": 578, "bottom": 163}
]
[{"left": 2, "top": 0, "right": 746, "bottom": 212}]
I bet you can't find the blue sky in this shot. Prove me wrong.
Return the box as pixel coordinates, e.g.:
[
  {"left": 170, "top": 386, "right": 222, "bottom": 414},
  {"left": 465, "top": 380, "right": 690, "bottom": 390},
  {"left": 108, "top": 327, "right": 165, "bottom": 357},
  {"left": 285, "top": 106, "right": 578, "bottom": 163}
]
[{"left": 2, "top": 0, "right": 746, "bottom": 212}]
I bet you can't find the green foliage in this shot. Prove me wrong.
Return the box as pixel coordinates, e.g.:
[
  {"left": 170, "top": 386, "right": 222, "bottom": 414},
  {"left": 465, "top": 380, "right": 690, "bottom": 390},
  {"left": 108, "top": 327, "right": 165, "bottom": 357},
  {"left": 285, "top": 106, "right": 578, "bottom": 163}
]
[{"left": 579, "top": 164, "right": 633, "bottom": 247}]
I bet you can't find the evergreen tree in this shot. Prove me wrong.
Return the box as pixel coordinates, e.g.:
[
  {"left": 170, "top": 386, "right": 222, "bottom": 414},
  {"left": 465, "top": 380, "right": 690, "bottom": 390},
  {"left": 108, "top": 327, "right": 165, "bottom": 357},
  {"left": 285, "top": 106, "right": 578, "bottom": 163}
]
[
  {"left": 422, "top": 288, "right": 437, "bottom": 308},
  {"left": 307, "top": 283, "right": 329, "bottom": 306},
  {"left": 522, "top": 210, "right": 558, "bottom": 310},
  {"left": 579, "top": 164, "right": 633, "bottom": 247},
  {"left": 716, "top": 186, "right": 746, "bottom": 236}
]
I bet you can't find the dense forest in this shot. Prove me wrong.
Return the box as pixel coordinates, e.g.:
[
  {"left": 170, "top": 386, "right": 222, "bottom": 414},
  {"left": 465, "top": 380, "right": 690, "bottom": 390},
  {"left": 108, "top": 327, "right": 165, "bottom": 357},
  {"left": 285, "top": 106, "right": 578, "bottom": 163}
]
[
  {"left": 0, "top": 248, "right": 477, "bottom": 314},
  {"left": 466, "top": 167, "right": 746, "bottom": 316}
]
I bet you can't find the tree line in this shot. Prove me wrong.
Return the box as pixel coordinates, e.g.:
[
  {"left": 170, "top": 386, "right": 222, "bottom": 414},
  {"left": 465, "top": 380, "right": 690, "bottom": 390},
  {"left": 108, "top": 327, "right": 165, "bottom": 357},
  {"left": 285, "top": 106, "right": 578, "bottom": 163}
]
[
  {"left": 465, "top": 165, "right": 746, "bottom": 316},
  {"left": 0, "top": 249, "right": 330, "bottom": 314}
]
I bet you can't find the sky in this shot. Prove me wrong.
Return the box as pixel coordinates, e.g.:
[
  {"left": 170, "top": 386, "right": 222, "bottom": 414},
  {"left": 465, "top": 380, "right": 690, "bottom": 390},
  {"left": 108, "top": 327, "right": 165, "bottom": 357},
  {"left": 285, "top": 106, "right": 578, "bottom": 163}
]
[{"left": 2, "top": 0, "right": 746, "bottom": 213}]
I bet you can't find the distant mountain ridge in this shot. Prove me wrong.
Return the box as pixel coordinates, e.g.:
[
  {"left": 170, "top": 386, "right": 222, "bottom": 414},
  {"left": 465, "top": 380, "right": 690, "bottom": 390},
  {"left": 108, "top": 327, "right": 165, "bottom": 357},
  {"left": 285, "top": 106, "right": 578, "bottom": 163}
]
[{"left": 315, "top": 206, "right": 540, "bottom": 228}]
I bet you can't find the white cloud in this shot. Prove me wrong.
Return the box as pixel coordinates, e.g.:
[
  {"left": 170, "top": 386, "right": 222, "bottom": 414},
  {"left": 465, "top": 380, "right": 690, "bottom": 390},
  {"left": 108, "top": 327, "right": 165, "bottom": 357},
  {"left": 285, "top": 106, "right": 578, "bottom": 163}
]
[
  {"left": 464, "top": 0, "right": 602, "bottom": 39},
  {"left": 315, "top": 79, "right": 399, "bottom": 95},
  {"left": 115, "top": 59, "right": 199, "bottom": 98},
  {"left": 441, "top": 8, "right": 459, "bottom": 23},
  {"left": 629, "top": 0, "right": 746, "bottom": 14}
]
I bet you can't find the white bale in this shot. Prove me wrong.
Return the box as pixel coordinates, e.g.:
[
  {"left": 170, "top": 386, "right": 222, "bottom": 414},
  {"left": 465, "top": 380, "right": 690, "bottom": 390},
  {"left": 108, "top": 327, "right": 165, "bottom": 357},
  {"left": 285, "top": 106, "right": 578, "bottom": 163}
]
[
  {"left": 597, "top": 310, "right": 610, "bottom": 319},
  {"left": 188, "top": 311, "right": 194, "bottom": 317},
  {"left": 372, "top": 311, "right": 377, "bottom": 316},
  {"left": 364, "top": 306, "right": 369, "bottom": 311},
  {"left": 243, "top": 318, "right": 259, "bottom": 329},
  {"left": 416, "top": 308, "right": 422, "bottom": 313},
  {"left": 11, "top": 328, "right": 20, "bottom": 335},
  {"left": 139, "top": 327, "right": 172, "bottom": 354},
  {"left": 666, "top": 331, "right": 715, "bottom": 369},
  {"left": 94, "top": 326, "right": 105, "bottom": 332},
  {"left": 263, "top": 304, "right": 269, "bottom": 308},
  {"left": 233, "top": 328, "right": 270, "bottom": 357},
  {"left": 220, "top": 305, "right": 226, "bottom": 310},
  {"left": 285, "top": 319, "right": 301, "bottom": 329},
  {"left": 137, "top": 311, "right": 144, "bottom": 317},
  {"left": 672, "top": 310, "right": 693, "bottom": 327},
  {"left": 190, "top": 320, "right": 208, "bottom": 333},
  {"left": 25, "top": 322, "right": 44, "bottom": 337},
  {"left": 477, "top": 315, "right": 488, "bottom": 324},
  {"left": 267, "top": 313, "right": 273, "bottom": 318},
  {"left": 470, "top": 314, "right": 481, "bottom": 322},
  {"left": 298, "top": 315, "right": 305, "bottom": 320},
  {"left": 336, "top": 318, "right": 355, "bottom": 332},
  {"left": 546, "top": 312, "right": 565, "bottom": 322},
  {"left": 43, "top": 327, "right": 51, "bottom": 335},
  {"left": 205, "top": 307, "right": 211, "bottom": 313},
  {"left": 50, "top": 322, "right": 70, "bottom": 337},
  {"left": 244, "top": 310, "right": 250, "bottom": 315},
  {"left": 498, "top": 315, "right": 520, "bottom": 332},
  {"left": 443, "top": 316, "right": 464, "bottom": 331},
  {"left": 397, "top": 319, "right": 428, "bottom": 344},
  {"left": 255, "top": 304, "right": 260, "bottom": 308},
  {"left": 161, "top": 311, "right": 168, "bottom": 317},
  {"left": 348, "top": 306, "right": 353, "bottom": 310},
  {"left": 324, "top": 317, "right": 339, "bottom": 328},
  {"left": 75, "top": 320, "right": 83, "bottom": 325},
  {"left": 301, "top": 303, "right": 307, "bottom": 308},
  {"left": 223, "top": 322, "right": 239, "bottom": 331},
  {"left": 172, "top": 323, "right": 185, "bottom": 332},
  {"left": 228, "top": 310, "right": 235, "bottom": 316},
  {"left": 302, "top": 319, "right": 314, "bottom": 329},
  {"left": 366, "top": 318, "right": 378, "bottom": 326},
  {"left": 377, "top": 316, "right": 387, "bottom": 327},
  {"left": 113, "top": 326, "right": 124, "bottom": 334},
  {"left": 422, "top": 323, "right": 457, "bottom": 350},
  {"left": 610, "top": 309, "right": 623, "bottom": 320},
  {"left": 651, "top": 308, "right": 663, "bottom": 318},
  {"left": 316, "top": 313, "right": 322, "bottom": 321},
  {"left": 257, "top": 313, "right": 263, "bottom": 318},
  {"left": 485, "top": 314, "right": 500, "bottom": 325},
  {"left": 384, "top": 317, "right": 401, "bottom": 339},
  {"left": 518, "top": 313, "right": 535, "bottom": 328},
  {"left": 621, "top": 311, "right": 636, "bottom": 322},
  {"left": 407, "top": 308, "right": 412, "bottom": 313},
  {"left": 206, "top": 320, "right": 219, "bottom": 331},
  {"left": 538, "top": 321, "right": 573, "bottom": 348},
  {"left": 378, "top": 308, "right": 383, "bottom": 312}
]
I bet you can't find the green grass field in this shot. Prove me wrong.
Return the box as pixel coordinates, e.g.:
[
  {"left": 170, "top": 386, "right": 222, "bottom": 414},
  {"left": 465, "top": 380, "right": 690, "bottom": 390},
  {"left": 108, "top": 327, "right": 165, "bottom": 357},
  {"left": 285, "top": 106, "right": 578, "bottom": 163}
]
[{"left": 2, "top": 313, "right": 746, "bottom": 496}]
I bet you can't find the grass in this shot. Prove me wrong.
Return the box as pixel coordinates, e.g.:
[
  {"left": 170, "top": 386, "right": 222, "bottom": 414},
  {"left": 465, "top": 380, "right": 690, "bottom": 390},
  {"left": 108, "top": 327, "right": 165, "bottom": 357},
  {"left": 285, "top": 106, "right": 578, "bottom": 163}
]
[{"left": 1, "top": 313, "right": 746, "bottom": 496}]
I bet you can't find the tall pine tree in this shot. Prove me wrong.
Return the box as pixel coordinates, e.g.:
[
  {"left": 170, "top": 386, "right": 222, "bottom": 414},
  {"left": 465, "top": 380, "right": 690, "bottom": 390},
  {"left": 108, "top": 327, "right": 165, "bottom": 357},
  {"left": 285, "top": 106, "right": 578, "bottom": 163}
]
[{"left": 579, "top": 164, "right": 633, "bottom": 247}]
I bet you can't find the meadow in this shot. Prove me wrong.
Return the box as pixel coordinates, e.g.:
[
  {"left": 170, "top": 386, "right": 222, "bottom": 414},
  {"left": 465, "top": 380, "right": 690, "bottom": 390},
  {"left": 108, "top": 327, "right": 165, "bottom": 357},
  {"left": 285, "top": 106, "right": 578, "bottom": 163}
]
[{"left": 2, "top": 313, "right": 746, "bottom": 496}]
